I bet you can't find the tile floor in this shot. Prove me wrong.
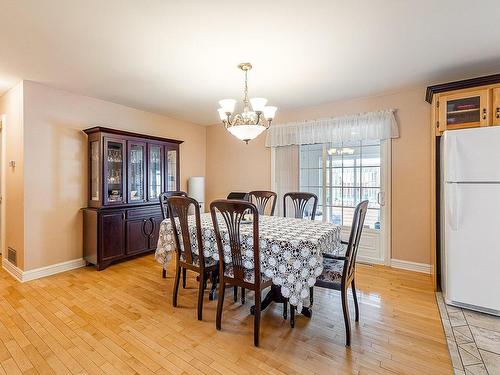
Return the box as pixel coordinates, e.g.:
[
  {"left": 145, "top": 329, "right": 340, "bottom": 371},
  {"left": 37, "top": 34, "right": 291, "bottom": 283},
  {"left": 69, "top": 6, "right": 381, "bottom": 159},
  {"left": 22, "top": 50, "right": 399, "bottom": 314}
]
[{"left": 436, "top": 292, "right": 500, "bottom": 374}]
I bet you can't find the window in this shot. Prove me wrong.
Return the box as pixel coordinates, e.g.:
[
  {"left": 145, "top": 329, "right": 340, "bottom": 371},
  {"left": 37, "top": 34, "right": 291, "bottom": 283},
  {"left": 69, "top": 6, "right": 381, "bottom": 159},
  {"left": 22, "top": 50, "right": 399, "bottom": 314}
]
[{"left": 300, "top": 140, "right": 381, "bottom": 230}]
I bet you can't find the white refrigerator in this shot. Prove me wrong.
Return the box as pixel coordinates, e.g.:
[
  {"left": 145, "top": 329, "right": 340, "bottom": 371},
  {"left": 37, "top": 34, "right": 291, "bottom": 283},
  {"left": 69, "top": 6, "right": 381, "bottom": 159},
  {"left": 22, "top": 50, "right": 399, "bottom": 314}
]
[{"left": 441, "top": 126, "right": 500, "bottom": 316}]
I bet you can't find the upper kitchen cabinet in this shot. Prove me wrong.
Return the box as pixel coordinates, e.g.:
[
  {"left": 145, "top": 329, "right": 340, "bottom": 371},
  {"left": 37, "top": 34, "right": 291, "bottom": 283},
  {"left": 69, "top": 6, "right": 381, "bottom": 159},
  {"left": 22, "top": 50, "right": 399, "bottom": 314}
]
[
  {"left": 493, "top": 88, "right": 500, "bottom": 126},
  {"left": 438, "top": 89, "right": 490, "bottom": 131},
  {"left": 426, "top": 74, "right": 500, "bottom": 136},
  {"left": 84, "top": 127, "right": 182, "bottom": 208}
]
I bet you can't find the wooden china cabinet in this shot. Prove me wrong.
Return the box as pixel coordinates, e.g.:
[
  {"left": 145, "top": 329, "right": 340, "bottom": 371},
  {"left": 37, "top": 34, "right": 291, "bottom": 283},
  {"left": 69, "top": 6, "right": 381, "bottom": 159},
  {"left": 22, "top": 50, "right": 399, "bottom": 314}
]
[{"left": 83, "top": 127, "right": 182, "bottom": 270}]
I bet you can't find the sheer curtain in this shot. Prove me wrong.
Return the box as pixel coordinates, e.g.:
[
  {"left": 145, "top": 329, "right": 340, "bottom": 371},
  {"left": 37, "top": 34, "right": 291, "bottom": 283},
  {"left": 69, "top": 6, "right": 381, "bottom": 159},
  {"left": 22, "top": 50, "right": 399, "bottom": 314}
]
[
  {"left": 268, "top": 109, "right": 399, "bottom": 218},
  {"left": 266, "top": 109, "right": 398, "bottom": 147},
  {"left": 271, "top": 145, "right": 299, "bottom": 217}
]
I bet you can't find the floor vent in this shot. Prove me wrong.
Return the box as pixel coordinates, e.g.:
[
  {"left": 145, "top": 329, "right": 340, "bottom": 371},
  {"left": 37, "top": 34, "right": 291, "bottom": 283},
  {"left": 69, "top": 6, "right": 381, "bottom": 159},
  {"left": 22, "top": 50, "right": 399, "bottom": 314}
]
[{"left": 7, "top": 247, "right": 17, "bottom": 266}]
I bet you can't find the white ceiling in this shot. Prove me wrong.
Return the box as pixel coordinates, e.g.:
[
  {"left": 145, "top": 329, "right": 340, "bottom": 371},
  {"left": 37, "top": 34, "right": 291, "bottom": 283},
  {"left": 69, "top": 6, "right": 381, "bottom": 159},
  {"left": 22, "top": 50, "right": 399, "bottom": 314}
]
[{"left": 1, "top": 0, "right": 500, "bottom": 125}]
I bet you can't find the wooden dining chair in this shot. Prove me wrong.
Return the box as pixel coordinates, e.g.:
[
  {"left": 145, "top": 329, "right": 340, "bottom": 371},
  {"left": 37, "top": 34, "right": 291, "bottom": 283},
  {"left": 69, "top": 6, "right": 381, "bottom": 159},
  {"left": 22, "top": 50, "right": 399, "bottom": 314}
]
[
  {"left": 248, "top": 191, "right": 277, "bottom": 216},
  {"left": 210, "top": 199, "right": 272, "bottom": 347},
  {"left": 160, "top": 191, "right": 188, "bottom": 279},
  {"left": 168, "top": 196, "right": 218, "bottom": 320},
  {"left": 226, "top": 192, "right": 249, "bottom": 200},
  {"left": 160, "top": 191, "right": 188, "bottom": 219},
  {"left": 310, "top": 200, "right": 368, "bottom": 346},
  {"left": 226, "top": 191, "right": 249, "bottom": 302},
  {"left": 283, "top": 192, "right": 318, "bottom": 220}
]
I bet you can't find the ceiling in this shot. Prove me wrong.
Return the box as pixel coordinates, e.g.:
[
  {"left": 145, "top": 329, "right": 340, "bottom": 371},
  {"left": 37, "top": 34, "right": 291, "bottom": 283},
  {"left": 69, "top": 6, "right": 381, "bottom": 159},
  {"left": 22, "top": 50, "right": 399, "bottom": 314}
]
[{"left": 1, "top": 0, "right": 500, "bottom": 125}]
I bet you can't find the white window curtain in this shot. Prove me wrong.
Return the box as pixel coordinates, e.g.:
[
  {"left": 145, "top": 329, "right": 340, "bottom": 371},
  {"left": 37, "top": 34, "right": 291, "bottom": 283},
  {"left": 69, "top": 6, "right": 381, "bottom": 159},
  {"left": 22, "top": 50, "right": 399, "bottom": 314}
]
[
  {"left": 271, "top": 145, "right": 299, "bottom": 217},
  {"left": 266, "top": 109, "right": 399, "bottom": 147},
  {"left": 270, "top": 109, "right": 398, "bottom": 219}
]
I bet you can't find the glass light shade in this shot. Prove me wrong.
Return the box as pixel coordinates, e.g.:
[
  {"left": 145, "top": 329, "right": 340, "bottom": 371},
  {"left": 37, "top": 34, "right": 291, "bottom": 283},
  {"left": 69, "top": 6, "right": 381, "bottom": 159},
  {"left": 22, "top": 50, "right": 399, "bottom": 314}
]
[
  {"left": 217, "top": 108, "right": 227, "bottom": 121},
  {"left": 218, "top": 99, "right": 236, "bottom": 114},
  {"left": 250, "top": 97, "right": 268, "bottom": 112},
  {"left": 263, "top": 106, "right": 278, "bottom": 120},
  {"left": 227, "top": 124, "right": 266, "bottom": 143}
]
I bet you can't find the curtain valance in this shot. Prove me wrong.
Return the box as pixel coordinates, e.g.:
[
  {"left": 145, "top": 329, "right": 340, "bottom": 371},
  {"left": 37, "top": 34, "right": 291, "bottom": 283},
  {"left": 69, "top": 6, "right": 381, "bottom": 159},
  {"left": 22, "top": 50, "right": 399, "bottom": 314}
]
[{"left": 265, "top": 109, "right": 399, "bottom": 147}]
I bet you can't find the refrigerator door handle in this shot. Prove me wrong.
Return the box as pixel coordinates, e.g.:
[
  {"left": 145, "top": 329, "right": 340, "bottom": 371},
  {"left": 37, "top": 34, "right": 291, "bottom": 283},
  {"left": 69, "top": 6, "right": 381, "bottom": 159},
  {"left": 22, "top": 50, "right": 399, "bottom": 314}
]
[
  {"left": 447, "top": 183, "right": 460, "bottom": 231},
  {"left": 444, "top": 132, "right": 459, "bottom": 183}
]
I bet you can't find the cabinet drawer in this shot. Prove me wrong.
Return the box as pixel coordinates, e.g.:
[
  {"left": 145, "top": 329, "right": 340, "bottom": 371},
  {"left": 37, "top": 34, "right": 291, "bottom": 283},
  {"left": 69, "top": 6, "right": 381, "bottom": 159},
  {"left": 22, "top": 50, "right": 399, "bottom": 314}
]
[{"left": 126, "top": 206, "right": 162, "bottom": 219}]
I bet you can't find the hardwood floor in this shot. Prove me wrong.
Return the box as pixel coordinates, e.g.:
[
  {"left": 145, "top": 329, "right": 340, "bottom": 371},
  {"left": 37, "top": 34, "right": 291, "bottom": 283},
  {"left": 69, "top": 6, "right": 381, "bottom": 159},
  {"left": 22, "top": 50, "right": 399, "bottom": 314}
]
[{"left": 0, "top": 255, "right": 452, "bottom": 374}]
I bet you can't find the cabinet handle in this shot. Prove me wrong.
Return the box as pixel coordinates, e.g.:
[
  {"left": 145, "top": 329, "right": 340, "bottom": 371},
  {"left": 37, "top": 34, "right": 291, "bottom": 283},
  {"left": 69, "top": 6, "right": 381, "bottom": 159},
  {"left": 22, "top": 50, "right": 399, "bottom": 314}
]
[
  {"left": 142, "top": 219, "right": 148, "bottom": 236},
  {"left": 496, "top": 107, "right": 500, "bottom": 119},
  {"left": 150, "top": 218, "right": 156, "bottom": 237},
  {"left": 482, "top": 108, "right": 487, "bottom": 120}
]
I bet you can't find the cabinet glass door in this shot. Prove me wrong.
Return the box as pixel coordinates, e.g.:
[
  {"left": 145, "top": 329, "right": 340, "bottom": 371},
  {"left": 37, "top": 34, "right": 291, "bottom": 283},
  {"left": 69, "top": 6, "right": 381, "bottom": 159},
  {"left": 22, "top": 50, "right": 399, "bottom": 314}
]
[
  {"left": 148, "top": 144, "right": 163, "bottom": 200},
  {"left": 440, "top": 90, "right": 489, "bottom": 130},
  {"left": 90, "top": 140, "right": 100, "bottom": 201},
  {"left": 105, "top": 140, "right": 125, "bottom": 204},
  {"left": 166, "top": 148, "right": 178, "bottom": 191},
  {"left": 128, "top": 142, "right": 146, "bottom": 202}
]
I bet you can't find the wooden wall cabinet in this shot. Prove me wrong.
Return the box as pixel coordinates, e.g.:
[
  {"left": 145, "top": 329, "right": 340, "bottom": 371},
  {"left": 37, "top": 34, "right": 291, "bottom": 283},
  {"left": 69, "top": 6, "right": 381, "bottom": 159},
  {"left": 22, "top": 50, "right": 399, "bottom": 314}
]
[
  {"left": 83, "top": 127, "right": 182, "bottom": 270},
  {"left": 437, "top": 89, "right": 490, "bottom": 131},
  {"left": 427, "top": 74, "right": 500, "bottom": 136},
  {"left": 493, "top": 88, "right": 500, "bottom": 126}
]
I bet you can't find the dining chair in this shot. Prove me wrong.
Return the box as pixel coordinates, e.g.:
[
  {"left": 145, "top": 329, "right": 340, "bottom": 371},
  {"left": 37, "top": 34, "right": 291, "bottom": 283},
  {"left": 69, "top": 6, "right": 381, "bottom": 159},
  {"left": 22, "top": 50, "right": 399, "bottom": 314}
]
[
  {"left": 309, "top": 200, "right": 368, "bottom": 346},
  {"left": 210, "top": 199, "right": 273, "bottom": 347},
  {"left": 227, "top": 192, "right": 249, "bottom": 200},
  {"left": 160, "top": 191, "right": 188, "bottom": 219},
  {"left": 248, "top": 191, "right": 277, "bottom": 216},
  {"left": 226, "top": 191, "right": 249, "bottom": 302},
  {"left": 168, "top": 196, "right": 218, "bottom": 321},
  {"left": 283, "top": 192, "right": 318, "bottom": 220},
  {"left": 160, "top": 191, "right": 188, "bottom": 279}
]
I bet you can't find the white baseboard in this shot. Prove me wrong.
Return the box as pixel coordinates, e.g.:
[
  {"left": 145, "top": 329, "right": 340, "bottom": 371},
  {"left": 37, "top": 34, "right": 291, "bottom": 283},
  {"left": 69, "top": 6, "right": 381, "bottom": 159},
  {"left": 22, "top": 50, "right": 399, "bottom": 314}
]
[
  {"left": 2, "top": 258, "right": 23, "bottom": 281},
  {"left": 2, "top": 258, "right": 85, "bottom": 282},
  {"left": 390, "top": 259, "right": 431, "bottom": 274},
  {"left": 357, "top": 255, "right": 385, "bottom": 265}
]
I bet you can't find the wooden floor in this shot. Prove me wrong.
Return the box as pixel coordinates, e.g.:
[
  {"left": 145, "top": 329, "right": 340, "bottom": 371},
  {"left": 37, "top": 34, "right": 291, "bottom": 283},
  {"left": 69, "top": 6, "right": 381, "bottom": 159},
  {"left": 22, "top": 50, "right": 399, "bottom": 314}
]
[{"left": 0, "top": 255, "right": 452, "bottom": 375}]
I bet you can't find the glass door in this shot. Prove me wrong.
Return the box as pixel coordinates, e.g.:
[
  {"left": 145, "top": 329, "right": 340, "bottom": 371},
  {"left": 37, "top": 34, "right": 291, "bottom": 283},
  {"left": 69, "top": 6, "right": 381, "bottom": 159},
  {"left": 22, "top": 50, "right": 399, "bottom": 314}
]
[
  {"left": 128, "top": 142, "right": 146, "bottom": 203},
  {"left": 165, "top": 146, "right": 179, "bottom": 191},
  {"left": 439, "top": 89, "right": 490, "bottom": 130},
  {"left": 148, "top": 143, "right": 163, "bottom": 201},
  {"left": 90, "top": 140, "right": 100, "bottom": 202},
  {"left": 104, "top": 139, "right": 126, "bottom": 205},
  {"left": 299, "top": 140, "right": 391, "bottom": 264}
]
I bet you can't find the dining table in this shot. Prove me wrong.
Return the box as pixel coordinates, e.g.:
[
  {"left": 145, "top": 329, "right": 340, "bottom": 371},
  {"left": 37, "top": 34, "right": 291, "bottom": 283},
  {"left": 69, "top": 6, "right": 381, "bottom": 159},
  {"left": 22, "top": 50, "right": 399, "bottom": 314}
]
[{"left": 155, "top": 212, "right": 342, "bottom": 314}]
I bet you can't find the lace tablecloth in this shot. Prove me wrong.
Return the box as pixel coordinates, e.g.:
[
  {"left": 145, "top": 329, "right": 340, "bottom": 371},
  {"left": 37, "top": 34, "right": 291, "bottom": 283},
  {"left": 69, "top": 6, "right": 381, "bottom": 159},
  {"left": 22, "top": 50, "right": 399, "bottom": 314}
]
[{"left": 155, "top": 213, "right": 341, "bottom": 311}]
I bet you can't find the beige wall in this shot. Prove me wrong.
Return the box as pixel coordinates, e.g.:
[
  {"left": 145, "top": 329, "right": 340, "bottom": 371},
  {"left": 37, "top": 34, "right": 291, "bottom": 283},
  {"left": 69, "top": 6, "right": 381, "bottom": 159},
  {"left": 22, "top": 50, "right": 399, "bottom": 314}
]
[
  {"left": 20, "top": 81, "right": 206, "bottom": 270},
  {"left": 206, "top": 126, "right": 270, "bottom": 203},
  {"left": 0, "top": 82, "right": 25, "bottom": 269},
  {"left": 1, "top": 80, "right": 431, "bottom": 271},
  {"left": 206, "top": 87, "right": 432, "bottom": 265}
]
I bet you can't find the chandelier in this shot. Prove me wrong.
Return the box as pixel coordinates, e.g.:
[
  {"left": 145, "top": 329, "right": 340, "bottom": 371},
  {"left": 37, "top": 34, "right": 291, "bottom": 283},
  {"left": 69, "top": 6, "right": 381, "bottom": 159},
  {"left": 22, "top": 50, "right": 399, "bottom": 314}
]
[
  {"left": 217, "top": 63, "right": 277, "bottom": 144},
  {"left": 327, "top": 147, "right": 355, "bottom": 156}
]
